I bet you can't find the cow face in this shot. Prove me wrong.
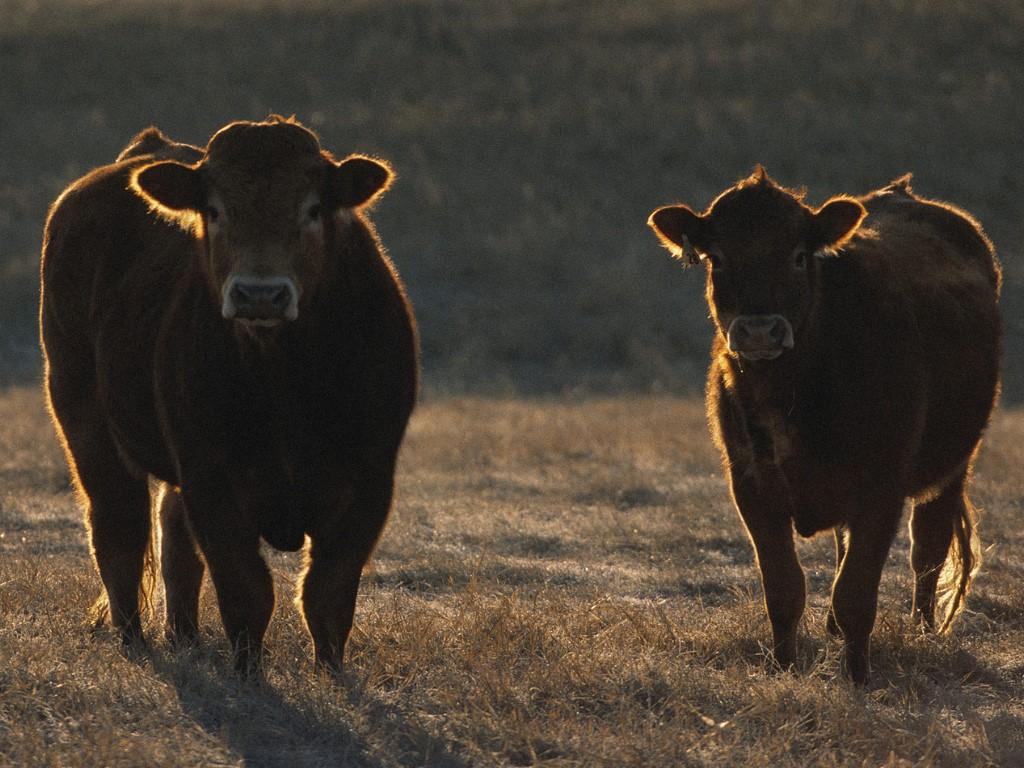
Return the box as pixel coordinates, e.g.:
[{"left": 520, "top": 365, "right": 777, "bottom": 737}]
[
  {"left": 649, "top": 169, "right": 865, "bottom": 361},
  {"left": 131, "top": 118, "right": 391, "bottom": 327}
]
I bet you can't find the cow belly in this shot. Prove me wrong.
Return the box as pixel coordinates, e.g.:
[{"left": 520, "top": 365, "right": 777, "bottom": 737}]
[
  {"left": 259, "top": 510, "right": 306, "bottom": 552},
  {"left": 773, "top": 461, "right": 855, "bottom": 537},
  {"left": 111, "top": 427, "right": 177, "bottom": 483},
  {"left": 790, "top": 500, "right": 846, "bottom": 538},
  {"left": 236, "top": 469, "right": 345, "bottom": 552},
  {"left": 103, "top": 391, "right": 177, "bottom": 482}
]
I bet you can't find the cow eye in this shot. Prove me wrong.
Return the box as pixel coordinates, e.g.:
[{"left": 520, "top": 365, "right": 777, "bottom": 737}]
[
  {"left": 307, "top": 203, "right": 321, "bottom": 221},
  {"left": 793, "top": 249, "right": 807, "bottom": 270},
  {"left": 204, "top": 205, "right": 220, "bottom": 223}
]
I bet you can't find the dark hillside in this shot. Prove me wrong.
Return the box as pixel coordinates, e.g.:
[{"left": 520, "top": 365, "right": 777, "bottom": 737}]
[{"left": 2, "top": 1, "right": 1021, "bottom": 394}]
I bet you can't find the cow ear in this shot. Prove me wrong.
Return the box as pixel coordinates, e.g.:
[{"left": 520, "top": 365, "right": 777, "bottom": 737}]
[
  {"left": 328, "top": 155, "right": 393, "bottom": 209},
  {"left": 648, "top": 204, "right": 708, "bottom": 265},
  {"left": 132, "top": 160, "right": 204, "bottom": 217},
  {"left": 813, "top": 197, "right": 866, "bottom": 250}
]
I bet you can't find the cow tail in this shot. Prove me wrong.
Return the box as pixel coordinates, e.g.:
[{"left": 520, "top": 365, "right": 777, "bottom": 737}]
[{"left": 937, "top": 495, "right": 980, "bottom": 634}]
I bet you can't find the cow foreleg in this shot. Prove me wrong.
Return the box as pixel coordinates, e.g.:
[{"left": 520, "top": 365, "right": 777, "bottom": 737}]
[
  {"left": 731, "top": 475, "right": 806, "bottom": 671},
  {"left": 300, "top": 544, "right": 370, "bottom": 675},
  {"left": 182, "top": 485, "right": 273, "bottom": 676},
  {"left": 829, "top": 506, "right": 900, "bottom": 684},
  {"left": 158, "top": 485, "right": 205, "bottom": 646},
  {"left": 300, "top": 467, "right": 393, "bottom": 675}
]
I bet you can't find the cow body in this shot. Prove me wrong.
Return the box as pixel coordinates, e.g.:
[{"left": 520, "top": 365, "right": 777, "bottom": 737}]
[
  {"left": 41, "top": 120, "right": 417, "bottom": 673},
  {"left": 650, "top": 171, "right": 1000, "bottom": 682}
]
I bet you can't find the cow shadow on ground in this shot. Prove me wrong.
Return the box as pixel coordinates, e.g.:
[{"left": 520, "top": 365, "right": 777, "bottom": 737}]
[
  {"left": 714, "top": 613, "right": 1022, "bottom": 694},
  {"left": 143, "top": 643, "right": 471, "bottom": 768}
]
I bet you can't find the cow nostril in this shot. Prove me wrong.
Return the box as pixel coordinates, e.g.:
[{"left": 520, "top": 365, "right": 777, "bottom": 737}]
[
  {"left": 770, "top": 319, "right": 786, "bottom": 344},
  {"left": 269, "top": 285, "right": 289, "bottom": 311},
  {"left": 231, "top": 282, "right": 250, "bottom": 304}
]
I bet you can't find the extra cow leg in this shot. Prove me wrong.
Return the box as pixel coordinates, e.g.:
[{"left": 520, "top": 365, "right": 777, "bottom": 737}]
[
  {"left": 829, "top": 505, "right": 901, "bottom": 684},
  {"left": 158, "top": 485, "right": 205, "bottom": 645},
  {"left": 181, "top": 486, "right": 273, "bottom": 675},
  {"left": 825, "top": 526, "right": 847, "bottom": 637},
  {"left": 301, "top": 467, "right": 393, "bottom": 674},
  {"left": 48, "top": 389, "right": 151, "bottom": 646},
  {"left": 910, "top": 471, "right": 967, "bottom": 629},
  {"left": 731, "top": 475, "right": 805, "bottom": 671}
]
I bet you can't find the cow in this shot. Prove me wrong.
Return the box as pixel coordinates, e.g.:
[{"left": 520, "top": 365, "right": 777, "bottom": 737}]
[
  {"left": 648, "top": 168, "right": 1000, "bottom": 683},
  {"left": 40, "top": 117, "right": 418, "bottom": 675}
]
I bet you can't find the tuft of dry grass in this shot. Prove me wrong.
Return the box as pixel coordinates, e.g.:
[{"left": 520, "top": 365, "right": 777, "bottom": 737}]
[{"left": 1, "top": 386, "right": 1022, "bottom": 766}]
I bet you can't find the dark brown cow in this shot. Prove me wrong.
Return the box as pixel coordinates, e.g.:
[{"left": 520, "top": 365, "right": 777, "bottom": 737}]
[
  {"left": 40, "top": 118, "right": 418, "bottom": 674},
  {"left": 648, "top": 169, "right": 1000, "bottom": 683}
]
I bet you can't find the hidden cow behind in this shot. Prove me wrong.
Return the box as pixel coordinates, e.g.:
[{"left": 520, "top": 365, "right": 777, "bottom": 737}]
[
  {"left": 648, "top": 169, "right": 1000, "bottom": 683},
  {"left": 40, "top": 117, "right": 418, "bottom": 674}
]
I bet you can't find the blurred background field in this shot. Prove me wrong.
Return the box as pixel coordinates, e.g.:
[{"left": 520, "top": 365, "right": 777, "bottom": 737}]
[{"left": 1, "top": 0, "right": 1022, "bottom": 396}]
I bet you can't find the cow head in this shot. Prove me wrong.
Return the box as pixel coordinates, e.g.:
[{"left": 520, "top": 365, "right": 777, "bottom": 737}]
[
  {"left": 648, "top": 167, "right": 865, "bottom": 361},
  {"left": 131, "top": 116, "right": 392, "bottom": 327}
]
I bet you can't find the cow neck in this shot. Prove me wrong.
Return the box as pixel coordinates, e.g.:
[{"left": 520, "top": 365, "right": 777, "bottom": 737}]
[
  {"left": 232, "top": 235, "right": 376, "bottom": 373},
  {"left": 724, "top": 307, "right": 822, "bottom": 416}
]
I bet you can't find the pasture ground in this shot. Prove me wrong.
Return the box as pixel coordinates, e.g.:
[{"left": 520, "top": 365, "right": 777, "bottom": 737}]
[{"left": 1, "top": 386, "right": 1022, "bottom": 767}]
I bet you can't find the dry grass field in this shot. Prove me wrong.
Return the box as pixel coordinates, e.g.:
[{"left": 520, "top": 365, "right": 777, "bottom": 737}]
[{"left": 1, "top": 386, "right": 1022, "bottom": 767}]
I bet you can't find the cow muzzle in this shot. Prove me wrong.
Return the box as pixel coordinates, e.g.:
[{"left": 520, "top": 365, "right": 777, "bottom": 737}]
[
  {"left": 222, "top": 276, "right": 299, "bottom": 325},
  {"left": 726, "top": 314, "right": 795, "bottom": 361}
]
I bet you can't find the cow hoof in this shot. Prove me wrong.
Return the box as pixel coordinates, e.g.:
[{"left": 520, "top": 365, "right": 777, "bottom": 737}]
[
  {"left": 313, "top": 652, "right": 347, "bottom": 680},
  {"left": 232, "top": 647, "right": 265, "bottom": 680},
  {"left": 841, "top": 648, "right": 870, "bottom": 685},
  {"left": 768, "top": 651, "right": 797, "bottom": 674},
  {"left": 118, "top": 633, "right": 150, "bottom": 664},
  {"left": 165, "top": 626, "right": 200, "bottom": 650}
]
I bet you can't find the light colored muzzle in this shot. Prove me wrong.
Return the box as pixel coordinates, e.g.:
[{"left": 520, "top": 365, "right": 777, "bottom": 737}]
[
  {"left": 221, "top": 275, "right": 300, "bottom": 325},
  {"left": 726, "top": 314, "right": 795, "bottom": 361}
]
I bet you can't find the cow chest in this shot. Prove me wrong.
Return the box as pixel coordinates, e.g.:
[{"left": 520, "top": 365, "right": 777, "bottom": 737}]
[{"left": 743, "top": 404, "right": 849, "bottom": 537}]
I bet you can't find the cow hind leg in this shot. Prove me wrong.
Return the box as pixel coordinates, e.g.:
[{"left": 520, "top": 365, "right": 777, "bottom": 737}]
[
  {"left": 158, "top": 485, "right": 205, "bottom": 646},
  {"left": 829, "top": 504, "right": 901, "bottom": 684},
  {"left": 910, "top": 469, "right": 978, "bottom": 632},
  {"left": 48, "top": 389, "right": 151, "bottom": 646}
]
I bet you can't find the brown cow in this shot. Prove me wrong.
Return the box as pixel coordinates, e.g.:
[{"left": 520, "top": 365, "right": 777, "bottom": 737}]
[
  {"left": 648, "top": 169, "right": 1000, "bottom": 683},
  {"left": 40, "top": 118, "right": 418, "bottom": 675}
]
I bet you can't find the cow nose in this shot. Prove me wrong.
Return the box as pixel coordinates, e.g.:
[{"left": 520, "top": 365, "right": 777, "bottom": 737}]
[
  {"left": 232, "top": 282, "right": 291, "bottom": 312},
  {"left": 223, "top": 277, "right": 298, "bottom": 322},
  {"left": 733, "top": 316, "right": 786, "bottom": 346},
  {"left": 727, "top": 314, "right": 794, "bottom": 360}
]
